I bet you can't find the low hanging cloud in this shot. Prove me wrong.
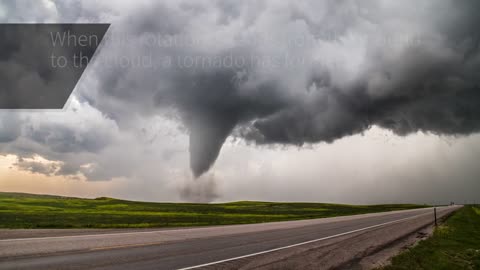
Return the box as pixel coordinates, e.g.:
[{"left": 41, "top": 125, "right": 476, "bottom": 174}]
[
  {"left": 13, "top": 156, "right": 61, "bottom": 176},
  {"left": 0, "top": 115, "right": 22, "bottom": 143}
]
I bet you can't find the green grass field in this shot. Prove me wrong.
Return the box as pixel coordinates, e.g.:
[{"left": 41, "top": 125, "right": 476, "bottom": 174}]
[
  {"left": 0, "top": 192, "right": 428, "bottom": 229},
  {"left": 382, "top": 206, "right": 480, "bottom": 270}
]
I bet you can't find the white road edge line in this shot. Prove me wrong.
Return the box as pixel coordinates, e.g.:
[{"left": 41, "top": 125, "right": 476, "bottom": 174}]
[
  {"left": 0, "top": 208, "right": 438, "bottom": 243},
  {"left": 178, "top": 210, "right": 443, "bottom": 270}
]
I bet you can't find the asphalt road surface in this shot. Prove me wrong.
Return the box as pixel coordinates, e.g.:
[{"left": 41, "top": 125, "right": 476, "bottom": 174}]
[{"left": 0, "top": 206, "right": 461, "bottom": 270}]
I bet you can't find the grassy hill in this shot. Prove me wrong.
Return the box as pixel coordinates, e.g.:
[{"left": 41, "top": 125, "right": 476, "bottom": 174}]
[
  {"left": 0, "top": 192, "right": 428, "bottom": 229},
  {"left": 382, "top": 206, "right": 480, "bottom": 270}
]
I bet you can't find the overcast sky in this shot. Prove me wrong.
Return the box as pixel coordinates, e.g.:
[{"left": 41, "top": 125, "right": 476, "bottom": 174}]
[{"left": 0, "top": 0, "right": 479, "bottom": 204}]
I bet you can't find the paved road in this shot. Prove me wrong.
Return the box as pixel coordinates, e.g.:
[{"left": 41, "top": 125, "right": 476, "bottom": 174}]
[{"left": 0, "top": 206, "right": 461, "bottom": 270}]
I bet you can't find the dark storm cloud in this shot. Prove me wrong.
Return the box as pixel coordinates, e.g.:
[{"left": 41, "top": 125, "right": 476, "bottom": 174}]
[
  {"left": 240, "top": 0, "right": 480, "bottom": 145},
  {"left": 0, "top": 0, "right": 479, "bottom": 204},
  {"left": 78, "top": 0, "right": 480, "bottom": 178},
  {"left": 246, "top": 62, "right": 480, "bottom": 145},
  {"left": 3, "top": 0, "right": 475, "bottom": 179}
]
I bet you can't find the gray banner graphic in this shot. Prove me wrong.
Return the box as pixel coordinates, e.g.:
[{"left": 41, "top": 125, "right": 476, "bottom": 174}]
[{"left": 0, "top": 24, "right": 110, "bottom": 109}]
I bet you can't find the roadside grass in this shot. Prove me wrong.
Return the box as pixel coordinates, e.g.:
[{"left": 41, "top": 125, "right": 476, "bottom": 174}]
[
  {"left": 382, "top": 206, "right": 480, "bottom": 270},
  {"left": 0, "top": 192, "right": 428, "bottom": 229}
]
